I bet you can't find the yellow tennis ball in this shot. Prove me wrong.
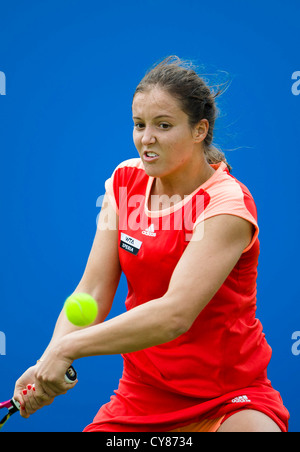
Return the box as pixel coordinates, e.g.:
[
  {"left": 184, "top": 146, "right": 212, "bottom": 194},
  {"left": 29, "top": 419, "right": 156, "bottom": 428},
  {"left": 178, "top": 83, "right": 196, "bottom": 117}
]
[{"left": 64, "top": 293, "right": 98, "bottom": 327}]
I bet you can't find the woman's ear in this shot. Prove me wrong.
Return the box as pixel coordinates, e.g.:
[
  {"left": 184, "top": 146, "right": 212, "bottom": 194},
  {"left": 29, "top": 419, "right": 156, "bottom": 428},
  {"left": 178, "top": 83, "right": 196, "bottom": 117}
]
[{"left": 193, "top": 119, "right": 209, "bottom": 143}]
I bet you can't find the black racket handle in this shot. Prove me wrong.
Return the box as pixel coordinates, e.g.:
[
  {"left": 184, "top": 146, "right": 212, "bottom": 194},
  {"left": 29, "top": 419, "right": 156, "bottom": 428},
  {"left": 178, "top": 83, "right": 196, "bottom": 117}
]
[
  {"left": 64, "top": 366, "right": 78, "bottom": 384},
  {"left": 10, "top": 399, "right": 21, "bottom": 414}
]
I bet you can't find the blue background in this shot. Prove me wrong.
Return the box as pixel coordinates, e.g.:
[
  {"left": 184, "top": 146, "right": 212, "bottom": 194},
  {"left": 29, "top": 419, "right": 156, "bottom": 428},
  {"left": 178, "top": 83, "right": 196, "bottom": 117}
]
[{"left": 0, "top": 0, "right": 299, "bottom": 432}]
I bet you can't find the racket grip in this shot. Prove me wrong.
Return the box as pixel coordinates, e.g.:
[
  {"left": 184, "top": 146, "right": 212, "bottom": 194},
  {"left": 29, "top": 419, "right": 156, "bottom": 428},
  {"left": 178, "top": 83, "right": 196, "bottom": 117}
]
[
  {"left": 64, "top": 366, "right": 77, "bottom": 384},
  {"left": 11, "top": 399, "right": 21, "bottom": 412}
]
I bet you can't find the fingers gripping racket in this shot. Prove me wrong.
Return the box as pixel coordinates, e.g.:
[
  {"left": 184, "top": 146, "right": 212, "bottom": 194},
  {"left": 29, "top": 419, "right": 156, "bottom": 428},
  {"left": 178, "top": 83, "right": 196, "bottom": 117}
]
[{"left": 0, "top": 366, "right": 77, "bottom": 431}]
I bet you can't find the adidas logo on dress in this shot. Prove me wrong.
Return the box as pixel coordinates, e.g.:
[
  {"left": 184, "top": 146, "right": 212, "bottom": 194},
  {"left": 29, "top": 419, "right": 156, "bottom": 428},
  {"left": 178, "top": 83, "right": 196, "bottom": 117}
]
[
  {"left": 142, "top": 224, "right": 156, "bottom": 237},
  {"left": 231, "top": 395, "right": 251, "bottom": 403}
]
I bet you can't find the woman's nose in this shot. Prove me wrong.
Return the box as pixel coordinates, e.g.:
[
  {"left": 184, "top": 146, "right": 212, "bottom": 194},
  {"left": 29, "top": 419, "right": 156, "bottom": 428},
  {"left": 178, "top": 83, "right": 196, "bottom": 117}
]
[{"left": 141, "top": 126, "right": 156, "bottom": 146}]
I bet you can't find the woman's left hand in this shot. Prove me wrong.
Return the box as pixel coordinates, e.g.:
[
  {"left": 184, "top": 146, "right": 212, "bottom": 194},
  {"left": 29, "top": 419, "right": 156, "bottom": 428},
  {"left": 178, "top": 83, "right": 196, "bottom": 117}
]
[
  {"left": 35, "top": 352, "right": 77, "bottom": 395},
  {"left": 19, "top": 347, "right": 77, "bottom": 417}
]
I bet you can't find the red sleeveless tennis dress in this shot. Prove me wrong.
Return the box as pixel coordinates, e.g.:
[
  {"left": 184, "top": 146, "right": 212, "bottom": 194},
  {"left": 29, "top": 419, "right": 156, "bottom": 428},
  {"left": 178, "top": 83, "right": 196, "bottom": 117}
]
[{"left": 84, "top": 158, "right": 289, "bottom": 432}]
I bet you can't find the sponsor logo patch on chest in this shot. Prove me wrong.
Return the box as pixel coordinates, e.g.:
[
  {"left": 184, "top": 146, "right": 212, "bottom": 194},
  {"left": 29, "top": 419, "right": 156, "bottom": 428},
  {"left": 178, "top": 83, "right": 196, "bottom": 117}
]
[{"left": 120, "top": 233, "right": 143, "bottom": 255}]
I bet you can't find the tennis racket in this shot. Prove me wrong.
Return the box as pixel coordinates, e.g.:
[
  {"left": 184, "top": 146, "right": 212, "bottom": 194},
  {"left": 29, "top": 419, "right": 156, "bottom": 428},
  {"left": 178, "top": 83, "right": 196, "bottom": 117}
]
[{"left": 0, "top": 366, "right": 77, "bottom": 431}]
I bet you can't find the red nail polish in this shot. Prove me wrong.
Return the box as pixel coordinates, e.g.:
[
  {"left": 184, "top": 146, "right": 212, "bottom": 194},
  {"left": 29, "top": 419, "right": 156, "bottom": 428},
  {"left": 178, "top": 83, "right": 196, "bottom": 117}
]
[
  {"left": 22, "top": 389, "right": 27, "bottom": 395},
  {"left": 32, "top": 387, "right": 36, "bottom": 392},
  {"left": 27, "top": 385, "right": 32, "bottom": 390},
  {"left": 21, "top": 406, "right": 25, "bottom": 411}
]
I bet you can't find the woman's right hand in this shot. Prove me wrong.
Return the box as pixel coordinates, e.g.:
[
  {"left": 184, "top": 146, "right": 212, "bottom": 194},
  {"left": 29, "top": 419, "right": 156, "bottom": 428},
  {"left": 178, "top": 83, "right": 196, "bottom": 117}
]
[{"left": 13, "top": 364, "right": 54, "bottom": 418}]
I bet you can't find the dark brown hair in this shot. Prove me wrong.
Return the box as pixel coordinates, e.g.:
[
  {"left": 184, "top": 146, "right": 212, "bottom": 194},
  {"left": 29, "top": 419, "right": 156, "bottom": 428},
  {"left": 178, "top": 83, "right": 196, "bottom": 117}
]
[{"left": 133, "top": 56, "right": 231, "bottom": 171}]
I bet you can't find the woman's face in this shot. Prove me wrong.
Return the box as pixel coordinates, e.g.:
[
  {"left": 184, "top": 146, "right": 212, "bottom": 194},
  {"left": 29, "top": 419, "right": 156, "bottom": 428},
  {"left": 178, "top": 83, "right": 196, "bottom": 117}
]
[{"left": 132, "top": 87, "right": 207, "bottom": 181}]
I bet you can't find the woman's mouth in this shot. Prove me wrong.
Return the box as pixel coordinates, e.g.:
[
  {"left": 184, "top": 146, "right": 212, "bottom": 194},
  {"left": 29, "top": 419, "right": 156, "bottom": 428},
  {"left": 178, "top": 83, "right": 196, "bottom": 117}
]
[{"left": 143, "top": 151, "right": 159, "bottom": 162}]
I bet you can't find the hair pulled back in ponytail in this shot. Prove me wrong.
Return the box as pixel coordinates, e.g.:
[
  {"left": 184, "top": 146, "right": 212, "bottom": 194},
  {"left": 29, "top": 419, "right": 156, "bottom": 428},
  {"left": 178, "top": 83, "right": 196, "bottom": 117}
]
[{"left": 133, "top": 56, "right": 232, "bottom": 172}]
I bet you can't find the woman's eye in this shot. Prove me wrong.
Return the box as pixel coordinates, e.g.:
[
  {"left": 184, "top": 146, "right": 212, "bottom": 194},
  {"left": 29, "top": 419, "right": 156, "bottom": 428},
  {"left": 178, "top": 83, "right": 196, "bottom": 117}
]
[
  {"left": 134, "top": 123, "right": 145, "bottom": 130},
  {"left": 159, "top": 123, "right": 171, "bottom": 129}
]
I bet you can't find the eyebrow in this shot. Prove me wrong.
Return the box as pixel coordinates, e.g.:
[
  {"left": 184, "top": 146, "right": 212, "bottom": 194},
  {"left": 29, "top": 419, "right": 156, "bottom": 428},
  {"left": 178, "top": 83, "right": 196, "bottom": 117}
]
[{"left": 132, "top": 115, "right": 174, "bottom": 120}]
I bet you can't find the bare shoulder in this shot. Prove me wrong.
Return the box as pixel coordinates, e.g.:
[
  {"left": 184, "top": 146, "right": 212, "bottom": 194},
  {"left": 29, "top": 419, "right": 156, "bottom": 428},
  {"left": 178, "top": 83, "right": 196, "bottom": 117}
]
[{"left": 192, "top": 214, "right": 254, "bottom": 248}]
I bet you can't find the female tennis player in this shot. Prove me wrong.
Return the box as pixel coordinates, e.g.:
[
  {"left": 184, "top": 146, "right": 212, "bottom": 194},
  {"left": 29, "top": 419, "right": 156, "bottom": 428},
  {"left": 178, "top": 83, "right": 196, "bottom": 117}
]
[{"left": 14, "top": 56, "right": 289, "bottom": 432}]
